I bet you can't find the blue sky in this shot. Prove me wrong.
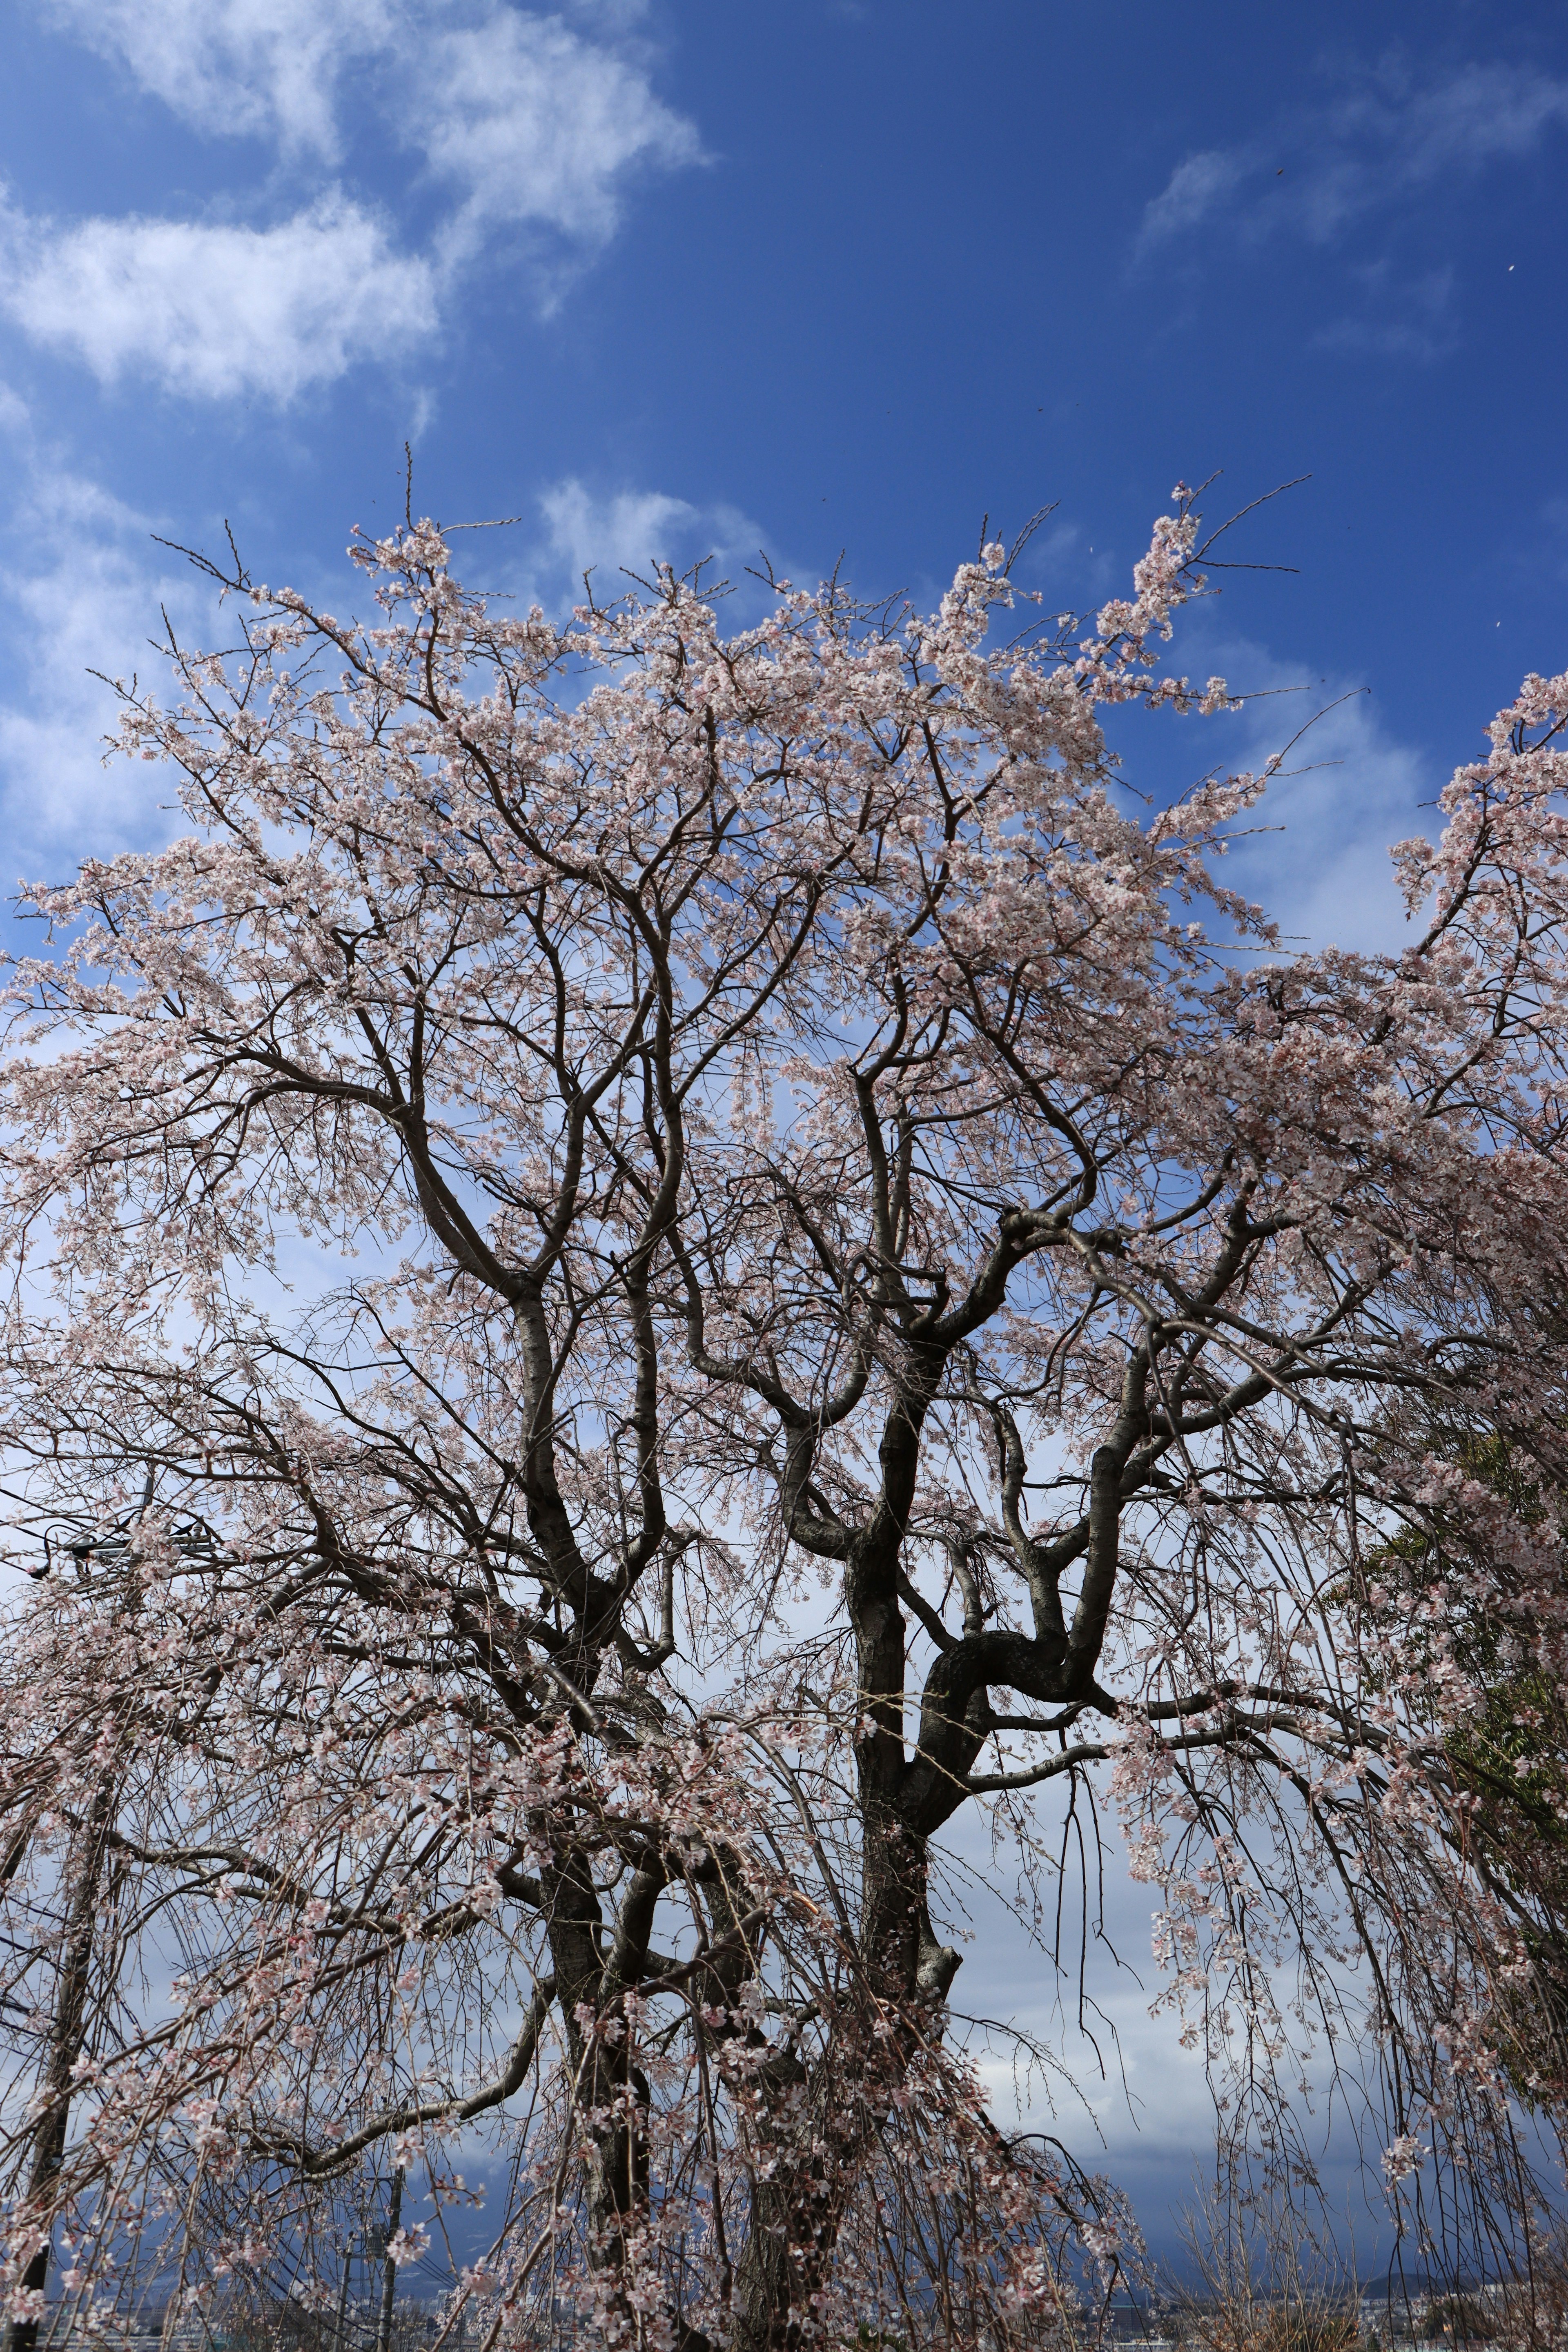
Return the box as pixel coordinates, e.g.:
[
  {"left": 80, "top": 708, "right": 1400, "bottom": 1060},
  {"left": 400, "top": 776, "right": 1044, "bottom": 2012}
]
[
  {"left": 3, "top": 0, "right": 1567, "bottom": 2280},
  {"left": 4, "top": 0, "right": 1568, "bottom": 904}
]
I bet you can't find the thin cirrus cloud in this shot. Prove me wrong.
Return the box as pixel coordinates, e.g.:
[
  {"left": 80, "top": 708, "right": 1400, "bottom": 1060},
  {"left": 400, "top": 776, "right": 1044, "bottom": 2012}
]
[
  {"left": 8, "top": 0, "right": 701, "bottom": 403},
  {"left": 1137, "top": 58, "right": 1568, "bottom": 257},
  {"left": 1311, "top": 264, "right": 1457, "bottom": 362},
  {"left": 0, "top": 196, "right": 438, "bottom": 403}
]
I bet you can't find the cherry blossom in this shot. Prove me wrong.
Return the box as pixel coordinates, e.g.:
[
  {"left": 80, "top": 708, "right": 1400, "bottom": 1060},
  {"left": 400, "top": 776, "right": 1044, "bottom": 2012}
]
[{"left": 0, "top": 488, "right": 1566, "bottom": 2344}]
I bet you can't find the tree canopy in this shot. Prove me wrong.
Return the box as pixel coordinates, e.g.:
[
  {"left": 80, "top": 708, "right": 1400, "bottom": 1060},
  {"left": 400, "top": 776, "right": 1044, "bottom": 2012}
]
[{"left": 2, "top": 491, "right": 1568, "bottom": 2350}]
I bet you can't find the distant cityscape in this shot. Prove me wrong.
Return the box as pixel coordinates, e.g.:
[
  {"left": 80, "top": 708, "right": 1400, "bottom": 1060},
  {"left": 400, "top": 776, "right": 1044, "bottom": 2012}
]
[{"left": 27, "top": 2275, "right": 1533, "bottom": 2352}]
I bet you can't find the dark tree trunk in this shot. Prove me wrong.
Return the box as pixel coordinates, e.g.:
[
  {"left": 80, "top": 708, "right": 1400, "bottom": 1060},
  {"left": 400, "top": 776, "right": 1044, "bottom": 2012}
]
[{"left": 7, "top": 1775, "right": 114, "bottom": 2352}]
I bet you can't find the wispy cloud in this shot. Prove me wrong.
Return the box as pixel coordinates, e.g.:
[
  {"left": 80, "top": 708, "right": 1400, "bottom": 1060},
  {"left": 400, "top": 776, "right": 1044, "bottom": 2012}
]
[
  {"left": 1138, "top": 149, "right": 1246, "bottom": 250},
  {"left": 418, "top": 13, "right": 701, "bottom": 259},
  {"left": 0, "top": 398, "right": 207, "bottom": 859},
  {"left": 0, "top": 195, "right": 437, "bottom": 402},
  {"left": 532, "top": 478, "right": 768, "bottom": 603},
  {"left": 41, "top": 0, "right": 395, "bottom": 160},
  {"left": 1312, "top": 263, "right": 1457, "bottom": 362},
  {"left": 1191, "top": 634, "right": 1434, "bottom": 957},
  {"left": 1137, "top": 58, "right": 1568, "bottom": 257},
  {"left": 15, "top": 0, "right": 702, "bottom": 402},
  {"left": 539, "top": 480, "right": 704, "bottom": 585}
]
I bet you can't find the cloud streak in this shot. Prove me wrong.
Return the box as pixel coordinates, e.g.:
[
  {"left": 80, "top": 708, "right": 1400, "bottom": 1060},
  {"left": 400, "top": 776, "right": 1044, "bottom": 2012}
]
[
  {"left": 1312, "top": 263, "right": 1457, "bottom": 362},
  {"left": 1138, "top": 58, "right": 1568, "bottom": 256}
]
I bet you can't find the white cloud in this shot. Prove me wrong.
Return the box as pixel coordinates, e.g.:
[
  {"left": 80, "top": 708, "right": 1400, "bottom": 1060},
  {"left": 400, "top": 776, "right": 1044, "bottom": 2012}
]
[
  {"left": 0, "top": 436, "right": 779, "bottom": 893},
  {"left": 17, "top": 2, "right": 701, "bottom": 403},
  {"left": 42, "top": 0, "right": 394, "bottom": 158},
  {"left": 534, "top": 478, "right": 765, "bottom": 600},
  {"left": 419, "top": 11, "right": 702, "bottom": 256},
  {"left": 538, "top": 480, "right": 699, "bottom": 584},
  {"left": 1134, "top": 149, "right": 1245, "bottom": 252},
  {"left": 37, "top": 0, "right": 702, "bottom": 248},
  {"left": 1196, "top": 637, "right": 1434, "bottom": 958},
  {"left": 0, "top": 196, "right": 437, "bottom": 402},
  {"left": 0, "top": 449, "right": 771, "bottom": 874},
  {"left": 0, "top": 408, "right": 203, "bottom": 861},
  {"left": 1138, "top": 59, "right": 1568, "bottom": 254}
]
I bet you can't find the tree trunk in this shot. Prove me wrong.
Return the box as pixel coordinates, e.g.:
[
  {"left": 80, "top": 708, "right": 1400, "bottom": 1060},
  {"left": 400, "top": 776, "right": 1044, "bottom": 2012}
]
[
  {"left": 541, "top": 1849, "right": 650, "bottom": 2334},
  {"left": 334, "top": 2237, "right": 353, "bottom": 2350},
  {"left": 374, "top": 2171, "right": 402, "bottom": 2352},
  {"left": 726, "top": 1815, "right": 946, "bottom": 2352},
  {"left": 7, "top": 1776, "right": 114, "bottom": 2352}
]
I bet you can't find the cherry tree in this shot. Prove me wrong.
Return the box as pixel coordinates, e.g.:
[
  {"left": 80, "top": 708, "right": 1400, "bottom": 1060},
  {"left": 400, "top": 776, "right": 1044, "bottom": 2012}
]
[{"left": 1, "top": 487, "right": 1567, "bottom": 2350}]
